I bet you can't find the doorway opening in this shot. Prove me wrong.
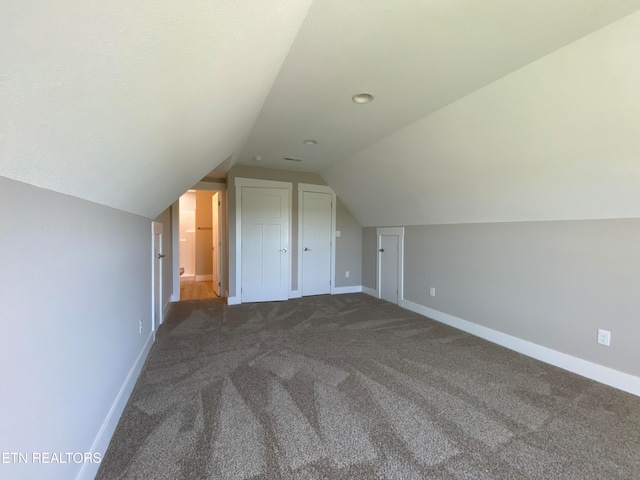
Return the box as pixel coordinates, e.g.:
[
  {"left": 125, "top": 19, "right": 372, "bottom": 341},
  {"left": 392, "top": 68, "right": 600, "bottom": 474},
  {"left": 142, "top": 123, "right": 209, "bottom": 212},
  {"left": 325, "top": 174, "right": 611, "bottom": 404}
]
[
  {"left": 176, "top": 188, "right": 225, "bottom": 301},
  {"left": 298, "top": 183, "right": 336, "bottom": 297},
  {"left": 376, "top": 227, "right": 404, "bottom": 305}
]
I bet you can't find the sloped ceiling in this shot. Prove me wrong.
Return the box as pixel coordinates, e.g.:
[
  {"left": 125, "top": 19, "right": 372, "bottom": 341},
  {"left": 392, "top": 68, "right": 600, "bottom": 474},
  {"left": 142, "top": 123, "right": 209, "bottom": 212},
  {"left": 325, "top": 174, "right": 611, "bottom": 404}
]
[
  {"left": 0, "top": 0, "right": 313, "bottom": 218},
  {"left": 321, "top": 10, "right": 640, "bottom": 226},
  {"left": 3, "top": 1, "right": 640, "bottom": 223},
  {"left": 239, "top": 0, "right": 640, "bottom": 174}
]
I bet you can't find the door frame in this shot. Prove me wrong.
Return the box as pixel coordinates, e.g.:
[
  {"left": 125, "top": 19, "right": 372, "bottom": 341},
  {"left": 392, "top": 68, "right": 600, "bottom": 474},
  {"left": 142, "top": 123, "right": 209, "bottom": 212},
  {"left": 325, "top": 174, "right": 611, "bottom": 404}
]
[
  {"left": 297, "top": 183, "right": 336, "bottom": 297},
  {"left": 234, "top": 177, "right": 293, "bottom": 305},
  {"left": 171, "top": 199, "right": 180, "bottom": 301},
  {"left": 171, "top": 181, "right": 227, "bottom": 302},
  {"left": 211, "top": 192, "right": 222, "bottom": 296},
  {"left": 376, "top": 227, "right": 405, "bottom": 304},
  {"left": 152, "top": 221, "right": 163, "bottom": 335}
]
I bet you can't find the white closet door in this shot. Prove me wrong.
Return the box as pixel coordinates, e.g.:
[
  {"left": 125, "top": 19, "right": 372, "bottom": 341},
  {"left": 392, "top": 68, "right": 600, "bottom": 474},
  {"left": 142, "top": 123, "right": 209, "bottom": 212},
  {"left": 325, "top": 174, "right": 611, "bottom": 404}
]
[
  {"left": 241, "top": 187, "right": 289, "bottom": 302},
  {"left": 379, "top": 235, "right": 399, "bottom": 304},
  {"left": 301, "top": 191, "right": 332, "bottom": 296}
]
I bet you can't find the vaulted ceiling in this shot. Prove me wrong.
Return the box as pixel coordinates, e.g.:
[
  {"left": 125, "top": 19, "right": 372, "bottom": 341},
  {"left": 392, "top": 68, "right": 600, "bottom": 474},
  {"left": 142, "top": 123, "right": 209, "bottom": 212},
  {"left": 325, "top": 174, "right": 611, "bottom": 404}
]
[
  {"left": 1, "top": 0, "right": 314, "bottom": 217},
  {"left": 2, "top": 1, "right": 640, "bottom": 223},
  {"left": 239, "top": 0, "right": 640, "bottom": 173}
]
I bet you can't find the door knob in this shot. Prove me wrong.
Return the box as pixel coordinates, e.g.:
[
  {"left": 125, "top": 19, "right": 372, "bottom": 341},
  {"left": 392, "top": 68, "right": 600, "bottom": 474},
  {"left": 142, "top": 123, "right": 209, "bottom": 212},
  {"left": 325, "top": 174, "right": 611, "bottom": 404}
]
[
  {"left": 379, "top": 248, "right": 384, "bottom": 253},
  {"left": 304, "top": 247, "right": 311, "bottom": 251},
  {"left": 158, "top": 254, "right": 166, "bottom": 258},
  {"left": 280, "top": 248, "right": 288, "bottom": 253}
]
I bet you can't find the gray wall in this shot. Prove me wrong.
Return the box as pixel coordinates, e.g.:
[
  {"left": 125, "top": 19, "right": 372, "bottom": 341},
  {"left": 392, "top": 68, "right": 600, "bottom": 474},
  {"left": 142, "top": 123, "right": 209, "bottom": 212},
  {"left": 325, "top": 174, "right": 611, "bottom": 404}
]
[
  {"left": 335, "top": 199, "right": 362, "bottom": 287},
  {"left": 363, "top": 219, "right": 640, "bottom": 377},
  {"left": 362, "top": 227, "right": 377, "bottom": 289},
  {"left": 228, "top": 165, "right": 362, "bottom": 296},
  {"left": 0, "top": 176, "right": 153, "bottom": 480}
]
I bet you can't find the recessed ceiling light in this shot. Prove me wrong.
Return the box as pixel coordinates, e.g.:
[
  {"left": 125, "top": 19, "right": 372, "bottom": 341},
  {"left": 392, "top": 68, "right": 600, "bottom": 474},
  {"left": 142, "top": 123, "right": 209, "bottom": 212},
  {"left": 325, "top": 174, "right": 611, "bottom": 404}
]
[
  {"left": 352, "top": 92, "right": 374, "bottom": 104},
  {"left": 302, "top": 139, "right": 318, "bottom": 145}
]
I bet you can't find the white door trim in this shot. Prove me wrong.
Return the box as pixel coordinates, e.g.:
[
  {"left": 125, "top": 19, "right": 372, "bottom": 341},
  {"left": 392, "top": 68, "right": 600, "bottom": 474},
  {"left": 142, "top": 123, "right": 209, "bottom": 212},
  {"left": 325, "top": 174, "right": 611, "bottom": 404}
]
[
  {"left": 211, "top": 192, "right": 221, "bottom": 296},
  {"left": 191, "top": 182, "right": 227, "bottom": 298},
  {"left": 298, "top": 183, "right": 337, "bottom": 295},
  {"left": 376, "top": 227, "right": 404, "bottom": 304},
  {"left": 235, "top": 177, "right": 293, "bottom": 304},
  {"left": 152, "top": 221, "right": 164, "bottom": 334},
  {"left": 171, "top": 201, "right": 180, "bottom": 302},
  {"left": 171, "top": 184, "right": 228, "bottom": 301}
]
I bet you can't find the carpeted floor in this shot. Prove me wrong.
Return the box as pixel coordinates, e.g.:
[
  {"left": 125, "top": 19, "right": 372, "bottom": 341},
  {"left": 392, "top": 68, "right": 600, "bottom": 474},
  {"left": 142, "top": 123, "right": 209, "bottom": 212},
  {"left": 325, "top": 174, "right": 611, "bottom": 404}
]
[{"left": 97, "top": 294, "right": 640, "bottom": 479}]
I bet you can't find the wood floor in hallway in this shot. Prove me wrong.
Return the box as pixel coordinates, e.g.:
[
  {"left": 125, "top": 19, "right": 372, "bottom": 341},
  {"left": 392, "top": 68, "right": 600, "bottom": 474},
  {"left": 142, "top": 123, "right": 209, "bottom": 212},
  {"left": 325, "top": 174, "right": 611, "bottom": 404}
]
[{"left": 179, "top": 280, "right": 218, "bottom": 300}]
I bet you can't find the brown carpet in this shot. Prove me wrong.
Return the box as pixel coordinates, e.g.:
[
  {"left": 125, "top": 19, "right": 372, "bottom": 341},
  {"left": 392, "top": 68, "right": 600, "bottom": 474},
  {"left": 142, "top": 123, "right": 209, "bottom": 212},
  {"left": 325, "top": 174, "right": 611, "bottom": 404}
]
[{"left": 97, "top": 293, "right": 640, "bottom": 479}]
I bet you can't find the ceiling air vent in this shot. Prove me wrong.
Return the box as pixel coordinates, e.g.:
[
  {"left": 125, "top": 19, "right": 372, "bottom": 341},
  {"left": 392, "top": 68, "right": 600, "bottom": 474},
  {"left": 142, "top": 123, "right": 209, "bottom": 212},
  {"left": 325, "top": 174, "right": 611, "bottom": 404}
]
[{"left": 283, "top": 157, "right": 303, "bottom": 162}]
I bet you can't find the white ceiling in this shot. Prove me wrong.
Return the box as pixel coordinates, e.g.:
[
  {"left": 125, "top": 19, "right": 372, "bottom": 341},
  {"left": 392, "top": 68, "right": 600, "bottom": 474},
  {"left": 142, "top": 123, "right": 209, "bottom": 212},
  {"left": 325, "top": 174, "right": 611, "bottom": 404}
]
[
  {"left": 2, "top": 0, "right": 640, "bottom": 222},
  {"left": 238, "top": 0, "right": 640, "bottom": 173},
  {"left": 323, "top": 9, "right": 640, "bottom": 226},
  {"left": 0, "top": 0, "right": 313, "bottom": 218}
]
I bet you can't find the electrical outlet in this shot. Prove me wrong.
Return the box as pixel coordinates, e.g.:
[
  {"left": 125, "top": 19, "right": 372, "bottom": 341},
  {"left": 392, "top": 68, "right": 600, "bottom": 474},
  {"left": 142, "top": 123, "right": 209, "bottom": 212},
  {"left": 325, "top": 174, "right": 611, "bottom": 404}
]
[
  {"left": 429, "top": 287, "right": 436, "bottom": 297},
  {"left": 345, "top": 271, "right": 350, "bottom": 278},
  {"left": 597, "top": 329, "right": 610, "bottom": 346},
  {"left": 139, "top": 318, "right": 143, "bottom": 334},
  {"left": 335, "top": 230, "right": 341, "bottom": 237}
]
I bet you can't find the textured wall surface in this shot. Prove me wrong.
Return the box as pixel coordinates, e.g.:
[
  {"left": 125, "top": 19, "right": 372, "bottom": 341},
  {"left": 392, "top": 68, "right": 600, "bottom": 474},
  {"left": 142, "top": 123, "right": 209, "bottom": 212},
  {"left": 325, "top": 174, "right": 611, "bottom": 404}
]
[
  {"left": 335, "top": 199, "right": 362, "bottom": 287},
  {"left": 362, "top": 228, "right": 378, "bottom": 290},
  {"left": 362, "top": 219, "right": 640, "bottom": 377},
  {"left": 0, "top": 175, "right": 153, "bottom": 480}
]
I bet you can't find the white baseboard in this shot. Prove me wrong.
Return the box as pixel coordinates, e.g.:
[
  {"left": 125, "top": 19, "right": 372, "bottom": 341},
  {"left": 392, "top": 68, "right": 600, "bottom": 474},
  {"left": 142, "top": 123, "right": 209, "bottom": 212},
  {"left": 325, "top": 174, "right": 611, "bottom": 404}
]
[
  {"left": 229, "top": 287, "right": 365, "bottom": 303},
  {"left": 77, "top": 331, "right": 154, "bottom": 480},
  {"left": 399, "top": 298, "right": 640, "bottom": 397},
  {"left": 170, "top": 293, "right": 180, "bottom": 302},
  {"left": 180, "top": 275, "right": 195, "bottom": 282},
  {"left": 332, "top": 285, "right": 362, "bottom": 295},
  {"left": 196, "top": 274, "right": 213, "bottom": 281},
  {"left": 362, "top": 286, "right": 378, "bottom": 298}
]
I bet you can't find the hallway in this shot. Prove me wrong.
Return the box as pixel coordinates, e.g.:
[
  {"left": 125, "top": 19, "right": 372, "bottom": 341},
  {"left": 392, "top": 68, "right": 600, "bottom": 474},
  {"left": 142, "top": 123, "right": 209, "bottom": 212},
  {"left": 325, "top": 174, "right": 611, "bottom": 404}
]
[{"left": 179, "top": 280, "right": 218, "bottom": 301}]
